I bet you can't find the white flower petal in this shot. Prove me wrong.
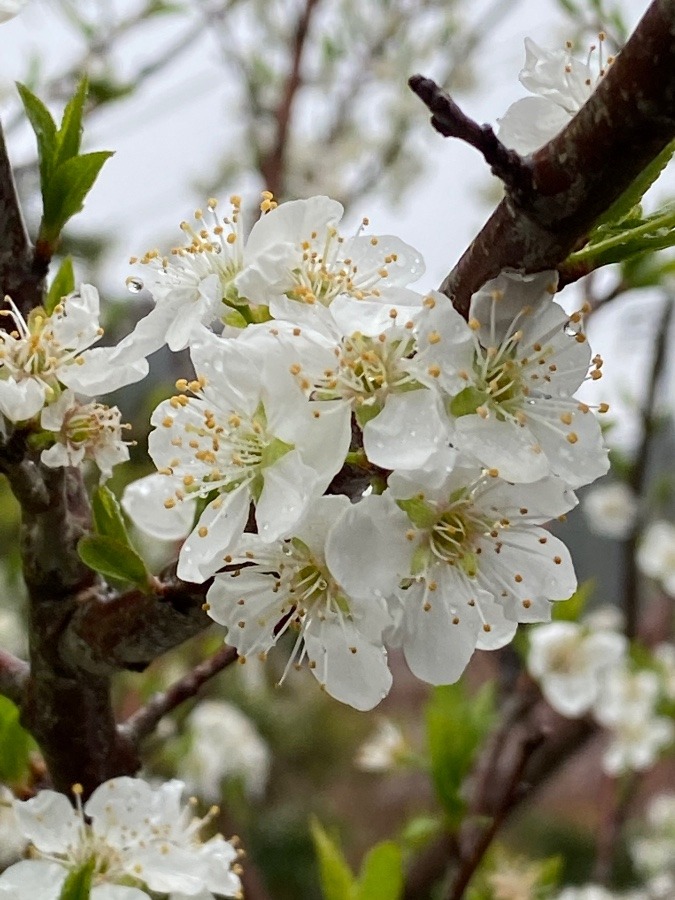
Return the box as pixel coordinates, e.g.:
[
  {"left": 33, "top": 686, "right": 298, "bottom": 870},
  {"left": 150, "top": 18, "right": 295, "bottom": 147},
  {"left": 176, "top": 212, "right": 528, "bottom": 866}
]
[
  {"left": 177, "top": 486, "right": 251, "bottom": 583},
  {"left": 122, "top": 473, "right": 196, "bottom": 541},
  {"left": 13, "top": 791, "right": 80, "bottom": 853},
  {"left": 0, "top": 860, "right": 66, "bottom": 898}
]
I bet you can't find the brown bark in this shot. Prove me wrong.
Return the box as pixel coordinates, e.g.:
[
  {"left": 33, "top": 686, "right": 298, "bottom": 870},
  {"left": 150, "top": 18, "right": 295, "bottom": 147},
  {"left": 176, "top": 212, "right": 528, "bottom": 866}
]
[{"left": 422, "top": 0, "right": 675, "bottom": 317}]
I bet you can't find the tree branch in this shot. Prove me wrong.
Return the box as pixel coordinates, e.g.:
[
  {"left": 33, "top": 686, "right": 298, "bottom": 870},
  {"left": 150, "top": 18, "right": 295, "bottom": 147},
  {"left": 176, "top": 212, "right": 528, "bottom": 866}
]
[
  {"left": 0, "top": 648, "right": 29, "bottom": 706},
  {"left": 411, "top": 0, "right": 675, "bottom": 318},
  {"left": 259, "top": 0, "right": 321, "bottom": 197},
  {"left": 120, "top": 643, "right": 238, "bottom": 745}
]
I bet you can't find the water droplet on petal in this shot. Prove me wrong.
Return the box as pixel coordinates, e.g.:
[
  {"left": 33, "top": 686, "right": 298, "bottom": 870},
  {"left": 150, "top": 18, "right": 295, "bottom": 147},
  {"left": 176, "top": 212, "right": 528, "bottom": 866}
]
[
  {"left": 125, "top": 276, "right": 144, "bottom": 294},
  {"left": 563, "top": 322, "right": 577, "bottom": 336},
  {"left": 213, "top": 243, "right": 222, "bottom": 254}
]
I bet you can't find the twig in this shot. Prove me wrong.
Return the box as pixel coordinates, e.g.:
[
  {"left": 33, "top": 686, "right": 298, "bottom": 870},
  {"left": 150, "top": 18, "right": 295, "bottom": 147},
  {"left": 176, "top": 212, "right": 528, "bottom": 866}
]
[
  {"left": 592, "top": 772, "right": 636, "bottom": 884},
  {"left": 0, "top": 648, "right": 29, "bottom": 706},
  {"left": 259, "top": 0, "right": 321, "bottom": 197},
  {"left": 408, "top": 75, "right": 530, "bottom": 192},
  {"left": 447, "top": 725, "right": 546, "bottom": 900},
  {"left": 622, "top": 295, "right": 673, "bottom": 639},
  {"left": 412, "top": 0, "right": 675, "bottom": 318},
  {"left": 120, "top": 644, "right": 238, "bottom": 744}
]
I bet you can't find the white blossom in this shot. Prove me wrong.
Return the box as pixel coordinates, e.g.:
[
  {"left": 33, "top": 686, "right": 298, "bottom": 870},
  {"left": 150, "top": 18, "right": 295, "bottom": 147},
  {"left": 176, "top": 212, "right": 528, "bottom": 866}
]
[
  {"left": 235, "top": 195, "right": 424, "bottom": 311},
  {"left": 147, "top": 332, "right": 350, "bottom": 583},
  {"left": 527, "top": 620, "right": 627, "bottom": 717},
  {"left": 180, "top": 701, "right": 271, "bottom": 801},
  {"left": 355, "top": 720, "right": 408, "bottom": 772},
  {"left": 414, "top": 274, "right": 608, "bottom": 488},
  {"left": 40, "top": 390, "right": 130, "bottom": 482},
  {"left": 0, "top": 777, "right": 242, "bottom": 899},
  {"left": 206, "top": 495, "right": 393, "bottom": 710},
  {"left": 0, "top": 286, "right": 147, "bottom": 423},
  {"left": 583, "top": 482, "right": 638, "bottom": 540},
  {"left": 498, "top": 37, "right": 608, "bottom": 154},
  {"left": 269, "top": 292, "right": 454, "bottom": 471},
  {"left": 637, "top": 521, "right": 675, "bottom": 595},
  {"left": 326, "top": 467, "right": 578, "bottom": 687},
  {"left": 115, "top": 197, "right": 250, "bottom": 358}
]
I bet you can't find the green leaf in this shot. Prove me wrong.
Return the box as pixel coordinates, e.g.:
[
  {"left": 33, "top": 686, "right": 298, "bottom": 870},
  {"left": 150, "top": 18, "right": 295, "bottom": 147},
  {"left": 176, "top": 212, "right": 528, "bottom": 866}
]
[
  {"left": 92, "top": 485, "right": 133, "bottom": 546},
  {"left": 356, "top": 842, "right": 403, "bottom": 900},
  {"left": 45, "top": 256, "right": 75, "bottom": 315},
  {"left": 552, "top": 579, "right": 594, "bottom": 622},
  {"left": 310, "top": 817, "right": 357, "bottom": 900},
  {"left": 16, "top": 82, "right": 57, "bottom": 188},
  {"left": 54, "top": 76, "right": 88, "bottom": 168},
  {"left": 0, "top": 695, "right": 37, "bottom": 783},
  {"left": 425, "top": 682, "right": 496, "bottom": 828},
  {"left": 58, "top": 859, "right": 95, "bottom": 900},
  {"left": 565, "top": 203, "right": 675, "bottom": 272},
  {"left": 594, "top": 139, "right": 675, "bottom": 229},
  {"left": 42, "top": 151, "right": 114, "bottom": 241},
  {"left": 77, "top": 534, "right": 150, "bottom": 590}
]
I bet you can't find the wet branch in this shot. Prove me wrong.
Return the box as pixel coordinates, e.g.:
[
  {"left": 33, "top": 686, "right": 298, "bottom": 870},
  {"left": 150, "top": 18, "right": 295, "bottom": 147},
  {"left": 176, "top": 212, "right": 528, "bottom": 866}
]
[
  {"left": 0, "top": 648, "right": 29, "bottom": 706},
  {"left": 120, "top": 644, "right": 239, "bottom": 745},
  {"left": 410, "top": 0, "right": 675, "bottom": 318}
]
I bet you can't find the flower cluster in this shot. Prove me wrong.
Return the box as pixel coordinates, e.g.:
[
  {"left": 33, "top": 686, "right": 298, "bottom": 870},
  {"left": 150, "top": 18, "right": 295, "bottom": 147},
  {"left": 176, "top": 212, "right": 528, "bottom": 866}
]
[
  {"left": 528, "top": 617, "right": 675, "bottom": 776},
  {"left": 0, "top": 286, "right": 145, "bottom": 480},
  {"left": 0, "top": 776, "right": 242, "bottom": 899},
  {"left": 119, "top": 192, "right": 609, "bottom": 710}
]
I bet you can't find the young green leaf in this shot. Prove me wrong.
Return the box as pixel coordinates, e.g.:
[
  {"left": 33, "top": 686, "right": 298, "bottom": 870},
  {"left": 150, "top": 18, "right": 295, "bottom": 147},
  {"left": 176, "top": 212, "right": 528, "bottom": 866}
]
[
  {"left": 552, "top": 579, "right": 594, "bottom": 622},
  {"left": 54, "top": 76, "right": 89, "bottom": 169},
  {"left": 77, "top": 534, "right": 150, "bottom": 590},
  {"left": 356, "top": 841, "right": 403, "bottom": 900},
  {"left": 425, "top": 682, "right": 496, "bottom": 829},
  {"left": 0, "top": 695, "right": 37, "bottom": 783},
  {"left": 594, "top": 139, "right": 675, "bottom": 229},
  {"left": 41, "top": 151, "right": 114, "bottom": 242},
  {"left": 92, "top": 485, "right": 133, "bottom": 547},
  {"left": 310, "top": 817, "right": 357, "bottom": 900},
  {"left": 15, "top": 82, "right": 57, "bottom": 188},
  {"left": 45, "top": 256, "right": 75, "bottom": 315}
]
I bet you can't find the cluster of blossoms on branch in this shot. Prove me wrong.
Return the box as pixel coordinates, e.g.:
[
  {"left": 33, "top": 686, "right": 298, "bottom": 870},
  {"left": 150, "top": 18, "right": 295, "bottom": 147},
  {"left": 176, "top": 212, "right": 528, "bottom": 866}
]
[
  {"left": 110, "top": 189, "right": 610, "bottom": 710},
  {"left": 528, "top": 613, "right": 675, "bottom": 776}
]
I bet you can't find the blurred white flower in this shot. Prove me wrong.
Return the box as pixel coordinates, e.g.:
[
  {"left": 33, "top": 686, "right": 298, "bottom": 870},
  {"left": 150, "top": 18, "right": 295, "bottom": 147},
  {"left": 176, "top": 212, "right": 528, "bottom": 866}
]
[
  {"left": 631, "top": 793, "right": 675, "bottom": 878},
  {"left": 180, "top": 701, "right": 271, "bottom": 802},
  {"left": 595, "top": 669, "right": 674, "bottom": 776},
  {"left": 0, "top": 1, "right": 26, "bottom": 23},
  {"left": 527, "top": 621, "right": 626, "bottom": 717},
  {"left": 637, "top": 522, "right": 675, "bottom": 595},
  {"left": 355, "top": 720, "right": 407, "bottom": 772},
  {"left": 582, "top": 482, "right": 638, "bottom": 539}
]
